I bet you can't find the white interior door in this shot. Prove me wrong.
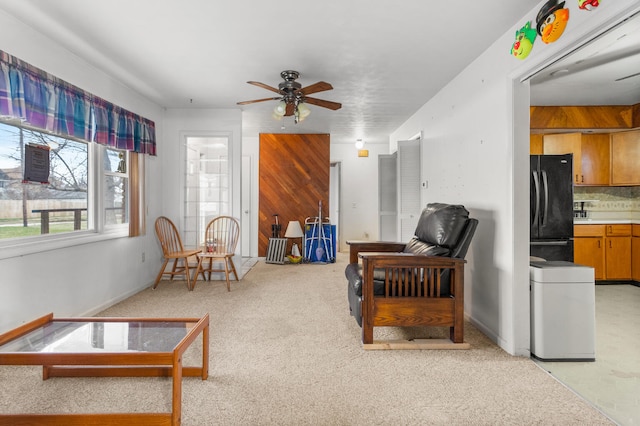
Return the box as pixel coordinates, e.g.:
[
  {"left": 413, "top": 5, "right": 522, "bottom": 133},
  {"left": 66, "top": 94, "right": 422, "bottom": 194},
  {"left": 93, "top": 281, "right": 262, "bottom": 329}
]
[
  {"left": 397, "top": 139, "right": 421, "bottom": 241},
  {"left": 330, "top": 162, "right": 341, "bottom": 251},
  {"left": 379, "top": 153, "right": 397, "bottom": 241},
  {"left": 241, "top": 155, "right": 251, "bottom": 257}
]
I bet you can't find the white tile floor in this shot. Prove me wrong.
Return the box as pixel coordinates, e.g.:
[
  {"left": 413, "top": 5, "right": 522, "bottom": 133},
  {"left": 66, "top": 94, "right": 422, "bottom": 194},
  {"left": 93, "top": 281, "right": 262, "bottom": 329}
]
[{"left": 535, "top": 284, "right": 640, "bottom": 426}]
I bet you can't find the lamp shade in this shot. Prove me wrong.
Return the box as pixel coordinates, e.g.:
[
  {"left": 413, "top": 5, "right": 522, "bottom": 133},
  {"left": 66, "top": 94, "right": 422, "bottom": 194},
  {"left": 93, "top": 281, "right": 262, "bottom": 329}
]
[
  {"left": 297, "top": 102, "right": 311, "bottom": 118},
  {"left": 284, "top": 220, "right": 304, "bottom": 238},
  {"left": 273, "top": 100, "right": 287, "bottom": 117}
]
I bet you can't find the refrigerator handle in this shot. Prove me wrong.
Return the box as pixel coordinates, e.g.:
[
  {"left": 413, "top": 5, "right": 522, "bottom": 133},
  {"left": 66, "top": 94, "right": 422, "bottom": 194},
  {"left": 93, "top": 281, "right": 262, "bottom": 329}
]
[
  {"left": 532, "top": 170, "right": 540, "bottom": 226},
  {"left": 541, "top": 170, "right": 549, "bottom": 227}
]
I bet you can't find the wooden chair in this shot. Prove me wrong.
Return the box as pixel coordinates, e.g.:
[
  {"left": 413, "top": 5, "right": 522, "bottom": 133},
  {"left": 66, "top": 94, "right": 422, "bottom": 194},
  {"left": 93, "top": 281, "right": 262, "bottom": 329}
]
[
  {"left": 153, "top": 216, "right": 200, "bottom": 290},
  {"left": 194, "top": 216, "right": 240, "bottom": 291}
]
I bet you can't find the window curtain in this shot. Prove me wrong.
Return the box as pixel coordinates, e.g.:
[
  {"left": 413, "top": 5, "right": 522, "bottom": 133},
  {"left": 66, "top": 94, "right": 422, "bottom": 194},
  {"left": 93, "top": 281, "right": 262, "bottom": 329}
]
[
  {"left": 128, "top": 152, "right": 145, "bottom": 237},
  {"left": 0, "top": 50, "right": 156, "bottom": 156}
]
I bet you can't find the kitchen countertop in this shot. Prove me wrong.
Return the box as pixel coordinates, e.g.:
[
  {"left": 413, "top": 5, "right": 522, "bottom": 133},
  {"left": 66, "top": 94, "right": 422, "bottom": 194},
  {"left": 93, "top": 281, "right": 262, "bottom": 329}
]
[{"left": 574, "top": 219, "right": 640, "bottom": 225}]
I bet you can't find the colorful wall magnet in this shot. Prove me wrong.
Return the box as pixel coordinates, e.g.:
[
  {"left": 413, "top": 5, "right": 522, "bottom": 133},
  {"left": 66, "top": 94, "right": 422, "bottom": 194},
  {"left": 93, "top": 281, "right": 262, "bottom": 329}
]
[
  {"left": 578, "top": 0, "right": 600, "bottom": 11},
  {"left": 511, "top": 21, "right": 537, "bottom": 60},
  {"left": 536, "top": 0, "right": 570, "bottom": 44}
]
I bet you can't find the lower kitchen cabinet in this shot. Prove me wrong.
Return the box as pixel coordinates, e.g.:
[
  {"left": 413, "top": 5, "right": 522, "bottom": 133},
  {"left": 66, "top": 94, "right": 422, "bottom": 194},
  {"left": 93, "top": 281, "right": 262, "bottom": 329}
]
[
  {"left": 633, "top": 225, "right": 640, "bottom": 282},
  {"left": 574, "top": 235, "right": 605, "bottom": 280},
  {"left": 574, "top": 224, "right": 632, "bottom": 281},
  {"left": 606, "top": 236, "right": 632, "bottom": 280}
]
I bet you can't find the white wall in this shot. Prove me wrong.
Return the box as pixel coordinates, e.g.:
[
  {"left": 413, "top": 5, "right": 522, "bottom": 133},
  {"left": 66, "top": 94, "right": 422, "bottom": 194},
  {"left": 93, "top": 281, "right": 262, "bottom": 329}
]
[
  {"left": 391, "top": 1, "right": 640, "bottom": 355},
  {"left": 0, "top": 9, "right": 165, "bottom": 333},
  {"left": 330, "top": 143, "right": 390, "bottom": 250}
]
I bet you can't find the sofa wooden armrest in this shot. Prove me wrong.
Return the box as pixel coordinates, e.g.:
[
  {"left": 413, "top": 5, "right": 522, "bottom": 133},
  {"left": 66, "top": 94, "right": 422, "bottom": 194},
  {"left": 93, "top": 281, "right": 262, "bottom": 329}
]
[
  {"left": 346, "top": 240, "right": 406, "bottom": 264},
  {"left": 358, "top": 252, "right": 466, "bottom": 347}
]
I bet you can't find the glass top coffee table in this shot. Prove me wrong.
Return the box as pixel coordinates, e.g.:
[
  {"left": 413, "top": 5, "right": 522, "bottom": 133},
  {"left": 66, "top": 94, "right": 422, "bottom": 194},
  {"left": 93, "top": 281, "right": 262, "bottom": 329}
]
[{"left": 0, "top": 312, "right": 209, "bottom": 426}]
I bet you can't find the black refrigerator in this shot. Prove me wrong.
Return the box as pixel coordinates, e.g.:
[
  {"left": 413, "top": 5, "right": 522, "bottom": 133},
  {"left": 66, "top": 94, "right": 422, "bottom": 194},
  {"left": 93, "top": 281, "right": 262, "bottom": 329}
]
[{"left": 530, "top": 154, "right": 574, "bottom": 262}]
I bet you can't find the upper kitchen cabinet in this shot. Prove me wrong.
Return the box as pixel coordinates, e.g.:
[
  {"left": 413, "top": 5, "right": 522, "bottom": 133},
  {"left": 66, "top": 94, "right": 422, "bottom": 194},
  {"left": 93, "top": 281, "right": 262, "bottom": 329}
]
[
  {"left": 581, "top": 133, "right": 611, "bottom": 186},
  {"left": 530, "top": 134, "right": 543, "bottom": 155},
  {"left": 611, "top": 130, "right": 640, "bottom": 185},
  {"left": 542, "top": 133, "right": 581, "bottom": 184},
  {"left": 542, "top": 133, "right": 610, "bottom": 186}
]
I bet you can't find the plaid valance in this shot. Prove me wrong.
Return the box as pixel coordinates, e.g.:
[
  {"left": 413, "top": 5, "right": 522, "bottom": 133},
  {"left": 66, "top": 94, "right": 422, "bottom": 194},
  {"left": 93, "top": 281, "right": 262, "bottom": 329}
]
[{"left": 0, "top": 50, "right": 156, "bottom": 155}]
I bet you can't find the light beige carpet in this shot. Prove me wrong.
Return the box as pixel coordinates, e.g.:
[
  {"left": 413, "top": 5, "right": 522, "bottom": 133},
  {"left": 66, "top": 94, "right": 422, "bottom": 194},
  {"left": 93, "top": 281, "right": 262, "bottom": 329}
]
[{"left": 0, "top": 254, "right": 613, "bottom": 425}]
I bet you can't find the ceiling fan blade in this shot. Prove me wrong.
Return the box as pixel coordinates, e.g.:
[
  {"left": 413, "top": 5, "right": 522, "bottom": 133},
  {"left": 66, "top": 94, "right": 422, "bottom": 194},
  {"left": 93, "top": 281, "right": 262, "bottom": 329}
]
[
  {"left": 247, "top": 81, "right": 281, "bottom": 94},
  {"left": 300, "top": 81, "right": 333, "bottom": 95},
  {"left": 304, "top": 97, "right": 342, "bottom": 110},
  {"left": 284, "top": 103, "right": 295, "bottom": 116},
  {"left": 237, "top": 97, "right": 281, "bottom": 105}
]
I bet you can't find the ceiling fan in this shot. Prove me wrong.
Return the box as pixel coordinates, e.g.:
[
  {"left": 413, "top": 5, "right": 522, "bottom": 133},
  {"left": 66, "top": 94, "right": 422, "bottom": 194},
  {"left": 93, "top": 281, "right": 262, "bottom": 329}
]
[{"left": 237, "top": 70, "right": 342, "bottom": 123}]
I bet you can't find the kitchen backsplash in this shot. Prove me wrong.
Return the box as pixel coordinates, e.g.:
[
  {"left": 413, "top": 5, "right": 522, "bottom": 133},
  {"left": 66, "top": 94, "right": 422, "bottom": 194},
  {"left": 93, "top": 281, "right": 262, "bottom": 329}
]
[{"left": 574, "top": 186, "right": 640, "bottom": 220}]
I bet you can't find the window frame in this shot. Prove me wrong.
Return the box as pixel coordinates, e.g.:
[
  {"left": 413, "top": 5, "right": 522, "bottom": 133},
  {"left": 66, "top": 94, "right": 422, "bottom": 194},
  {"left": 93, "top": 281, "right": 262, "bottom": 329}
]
[
  {"left": 102, "top": 147, "right": 130, "bottom": 233},
  {"left": 0, "top": 121, "right": 133, "bottom": 260}
]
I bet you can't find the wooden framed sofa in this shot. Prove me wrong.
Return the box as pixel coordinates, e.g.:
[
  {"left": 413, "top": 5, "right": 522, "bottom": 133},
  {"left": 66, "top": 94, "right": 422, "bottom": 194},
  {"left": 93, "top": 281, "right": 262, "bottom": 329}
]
[{"left": 345, "top": 203, "right": 478, "bottom": 349}]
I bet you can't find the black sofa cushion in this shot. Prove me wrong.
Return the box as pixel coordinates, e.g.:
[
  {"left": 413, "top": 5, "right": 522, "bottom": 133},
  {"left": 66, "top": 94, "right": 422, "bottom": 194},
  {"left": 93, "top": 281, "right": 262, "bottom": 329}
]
[
  {"left": 403, "top": 237, "right": 450, "bottom": 256},
  {"left": 413, "top": 203, "right": 469, "bottom": 249}
]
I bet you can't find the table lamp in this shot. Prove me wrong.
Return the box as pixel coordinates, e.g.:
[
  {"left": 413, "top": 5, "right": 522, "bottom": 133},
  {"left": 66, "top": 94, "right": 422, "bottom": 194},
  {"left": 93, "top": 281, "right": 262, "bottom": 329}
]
[{"left": 284, "top": 220, "right": 304, "bottom": 259}]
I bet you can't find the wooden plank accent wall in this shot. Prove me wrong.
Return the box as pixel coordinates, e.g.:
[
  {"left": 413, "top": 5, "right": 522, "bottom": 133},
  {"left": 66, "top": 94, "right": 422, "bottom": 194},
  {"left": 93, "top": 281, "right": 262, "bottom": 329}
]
[
  {"left": 530, "top": 105, "right": 638, "bottom": 130},
  {"left": 258, "top": 133, "right": 330, "bottom": 257}
]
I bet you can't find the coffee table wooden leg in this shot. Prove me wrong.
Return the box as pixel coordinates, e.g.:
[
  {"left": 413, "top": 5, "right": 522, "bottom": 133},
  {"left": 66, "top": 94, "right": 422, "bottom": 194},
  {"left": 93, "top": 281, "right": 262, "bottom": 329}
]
[
  {"left": 172, "top": 353, "right": 183, "bottom": 425},
  {"left": 202, "top": 322, "right": 209, "bottom": 380}
]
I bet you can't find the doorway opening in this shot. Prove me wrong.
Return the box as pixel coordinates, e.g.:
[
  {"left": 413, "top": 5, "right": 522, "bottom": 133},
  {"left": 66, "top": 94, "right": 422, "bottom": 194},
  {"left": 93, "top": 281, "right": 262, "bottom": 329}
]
[{"left": 183, "top": 135, "right": 231, "bottom": 249}]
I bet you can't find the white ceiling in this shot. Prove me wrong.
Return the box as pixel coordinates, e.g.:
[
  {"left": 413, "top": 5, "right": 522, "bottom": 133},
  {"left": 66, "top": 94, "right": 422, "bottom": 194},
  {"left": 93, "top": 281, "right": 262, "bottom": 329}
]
[
  {"left": 0, "top": 0, "right": 536, "bottom": 145},
  {"left": 1, "top": 1, "right": 636, "bottom": 145}
]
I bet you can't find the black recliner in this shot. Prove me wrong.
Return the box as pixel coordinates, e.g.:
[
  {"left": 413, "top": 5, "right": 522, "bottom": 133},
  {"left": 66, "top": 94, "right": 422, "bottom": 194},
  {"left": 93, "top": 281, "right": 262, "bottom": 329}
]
[{"left": 345, "top": 203, "right": 478, "bottom": 345}]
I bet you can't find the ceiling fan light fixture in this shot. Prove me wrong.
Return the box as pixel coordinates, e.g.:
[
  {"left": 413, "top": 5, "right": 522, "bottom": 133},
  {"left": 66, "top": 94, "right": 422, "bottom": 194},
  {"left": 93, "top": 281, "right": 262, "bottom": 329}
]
[
  {"left": 355, "top": 139, "right": 365, "bottom": 149},
  {"left": 273, "top": 100, "right": 287, "bottom": 117},
  {"left": 297, "top": 102, "right": 311, "bottom": 119},
  {"left": 238, "top": 70, "right": 340, "bottom": 122}
]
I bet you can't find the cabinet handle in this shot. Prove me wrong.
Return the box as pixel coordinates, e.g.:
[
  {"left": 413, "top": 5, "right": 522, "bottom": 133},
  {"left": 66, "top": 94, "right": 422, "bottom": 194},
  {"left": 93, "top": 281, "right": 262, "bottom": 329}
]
[
  {"left": 575, "top": 174, "right": 579, "bottom": 182},
  {"left": 598, "top": 240, "right": 601, "bottom": 249},
  {"left": 581, "top": 175, "right": 584, "bottom": 183},
  {"left": 609, "top": 240, "right": 612, "bottom": 249}
]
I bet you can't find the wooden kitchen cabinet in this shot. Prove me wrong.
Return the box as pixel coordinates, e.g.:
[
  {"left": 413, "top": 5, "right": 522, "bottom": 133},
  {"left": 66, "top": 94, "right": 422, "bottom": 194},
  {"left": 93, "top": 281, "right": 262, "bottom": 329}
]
[
  {"left": 606, "top": 236, "right": 632, "bottom": 280},
  {"left": 574, "top": 224, "right": 632, "bottom": 281},
  {"left": 574, "top": 225, "right": 605, "bottom": 280},
  {"left": 543, "top": 132, "right": 610, "bottom": 185},
  {"left": 543, "top": 133, "right": 582, "bottom": 184},
  {"left": 580, "top": 133, "right": 610, "bottom": 185},
  {"left": 574, "top": 235, "right": 605, "bottom": 280},
  {"left": 605, "top": 224, "right": 632, "bottom": 280},
  {"left": 530, "top": 134, "right": 543, "bottom": 155},
  {"left": 611, "top": 130, "right": 640, "bottom": 185},
  {"left": 633, "top": 225, "right": 640, "bottom": 282}
]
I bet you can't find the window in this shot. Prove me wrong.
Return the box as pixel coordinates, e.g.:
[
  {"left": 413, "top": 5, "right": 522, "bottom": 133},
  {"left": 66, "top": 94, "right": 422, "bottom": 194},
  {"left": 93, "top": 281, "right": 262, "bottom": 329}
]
[
  {"left": 0, "top": 49, "right": 153, "bottom": 257},
  {"left": 104, "top": 148, "right": 128, "bottom": 227},
  {"left": 0, "top": 120, "right": 135, "bottom": 253},
  {"left": 0, "top": 121, "right": 90, "bottom": 239}
]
